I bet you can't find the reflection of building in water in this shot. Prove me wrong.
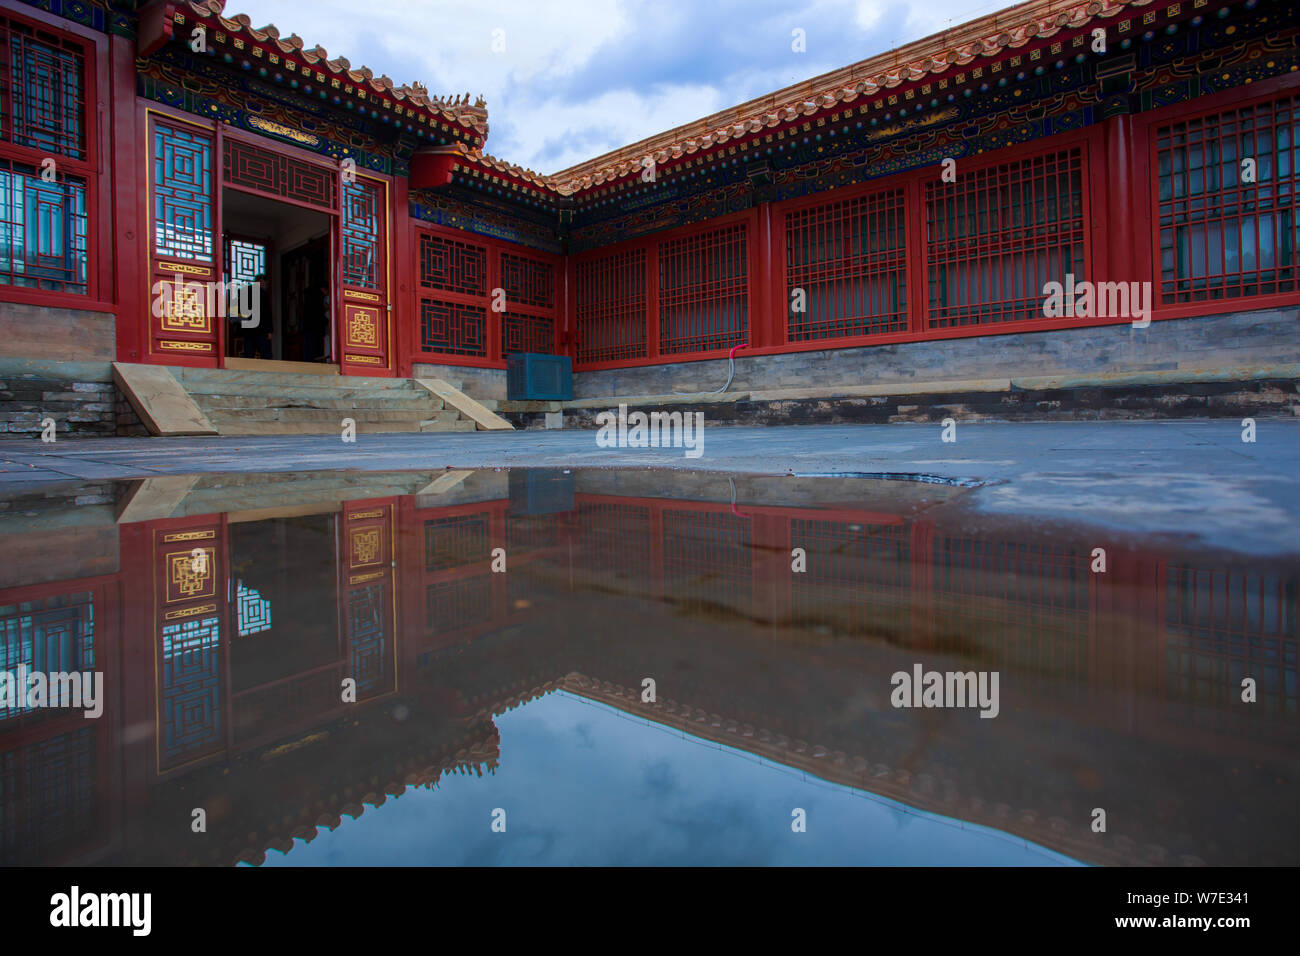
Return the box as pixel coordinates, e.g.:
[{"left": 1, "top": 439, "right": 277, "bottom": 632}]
[{"left": 0, "top": 472, "right": 1295, "bottom": 865}]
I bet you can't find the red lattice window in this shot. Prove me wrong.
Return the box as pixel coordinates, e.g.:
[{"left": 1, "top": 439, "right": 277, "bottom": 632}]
[
  {"left": 0, "top": 13, "right": 94, "bottom": 300},
  {"left": 420, "top": 299, "right": 486, "bottom": 357},
  {"left": 417, "top": 230, "right": 489, "bottom": 357},
  {"left": 415, "top": 227, "right": 559, "bottom": 361},
  {"left": 0, "top": 159, "right": 86, "bottom": 294},
  {"left": 575, "top": 247, "right": 647, "bottom": 364},
  {"left": 575, "top": 502, "right": 651, "bottom": 585},
  {"left": 658, "top": 222, "right": 749, "bottom": 354},
  {"left": 931, "top": 535, "right": 1090, "bottom": 681},
  {"left": 0, "top": 15, "right": 86, "bottom": 160},
  {"left": 785, "top": 188, "right": 908, "bottom": 341},
  {"left": 501, "top": 251, "right": 553, "bottom": 309},
  {"left": 663, "top": 509, "right": 752, "bottom": 612},
  {"left": 420, "top": 233, "right": 486, "bottom": 297},
  {"left": 222, "top": 138, "right": 337, "bottom": 210},
  {"left": 499, "top": 251, "right": 555, "bottom": 355},
  {"left": 503, "top": 311, "right": 554, "bottom": 355},
  {"left": 1155, "top": 93, "right": 1300, "bottom": 304},
  {"left": 340, "top": 177, "right": 381, "bottom": 289},
  {"left": 791, "top": 519, "right": 910, "bottom": 632},
  {"left": 425, "top": 577, "right": 491, "bottom": 636},
  {"left": 926, "top": 148, "right": 1086, "bottom": 329},
  {"left": 1164, "top": 566, "right": 1297, "bottom": 729},
  {"left": 425, "top": 513, "right": 490, "bottom": 571}
]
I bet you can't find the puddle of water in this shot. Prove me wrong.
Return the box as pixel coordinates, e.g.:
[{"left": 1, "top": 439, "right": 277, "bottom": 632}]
[{"left": 0, "top": 468, "right": 1295, "bottom": 866}]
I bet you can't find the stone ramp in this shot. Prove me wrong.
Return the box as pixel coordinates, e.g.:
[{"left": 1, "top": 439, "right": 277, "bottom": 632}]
[{"left": 115, "top": 363, "right": 513, "bottom": 436}]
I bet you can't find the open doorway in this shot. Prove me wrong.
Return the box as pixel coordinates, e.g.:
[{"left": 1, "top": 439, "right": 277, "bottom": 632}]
[{"left": 222, "top": 188, "right": 334, "bottom": 365}]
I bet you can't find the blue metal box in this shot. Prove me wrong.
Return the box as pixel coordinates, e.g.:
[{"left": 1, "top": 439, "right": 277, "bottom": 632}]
[{"left": 506, "top": 353, "right": 573, "bottom": 401}]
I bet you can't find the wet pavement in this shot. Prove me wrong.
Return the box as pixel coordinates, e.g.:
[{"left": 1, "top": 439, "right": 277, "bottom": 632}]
[
  {"left": 0, "top": 463, "right": 1296, "bottom": 866},
  {"left": 1, "top": 421, "right": 1298, "bottom": 552}
]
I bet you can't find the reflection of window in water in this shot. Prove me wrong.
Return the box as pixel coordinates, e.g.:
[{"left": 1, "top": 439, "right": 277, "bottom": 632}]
[
  {"left": 233, "top": 581, "right": 272, "bottom": 637},
  {"left": 0, "top": 592, "right": 95, "bottom": 720},
  {"left": 1165, "top": 566, "right": 1298, "bottom": 727}
]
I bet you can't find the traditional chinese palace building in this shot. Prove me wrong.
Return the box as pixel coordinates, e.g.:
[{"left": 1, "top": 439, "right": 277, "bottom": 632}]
[{"left": 0, "top": 0, "right": 1297, "bottom": 435}]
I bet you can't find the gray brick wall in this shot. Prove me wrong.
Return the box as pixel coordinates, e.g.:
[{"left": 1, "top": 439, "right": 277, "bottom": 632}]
[
  {"left": 573, "top": 307, "right": 1300, "bottom": 398},
  {"left": 0, "top": 376, "right": 119, "bottom": 436}
]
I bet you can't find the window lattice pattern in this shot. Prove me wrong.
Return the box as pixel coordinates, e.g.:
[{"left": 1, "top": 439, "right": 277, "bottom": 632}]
[
  {"left": 502, "top": 311, "right": 554, "bottom": 355},
  {"left": 501, "top": 252, "right": 554, "bottom": 308},
  {"left": 1165, "top": 567, "right": 1297, "bottom": 730},
  {"left": 575, "top": 503, "right": 652, "bottom": 588},
  {"left": 425, "top": 576, "right": 491, "bottom": 636},
  {"left": 222, "top": 138, "right": 337, "bottom": 210},
  {"left": 926, "top": 148, "right": 1085, "bottom": 329},
  {"left": 233, "top": 581, "right": 272, "bottom": 637},
  {"left": 424, "top": 513, "right": 490, "bottom": 571},
  {"left": 420, "top": 299, "right": 486, "bottom": 356},
  {"left": 507, "top": 513, "right": 558, "bottom": 555},
  {"left": 151, "top": 122, "right": 213, "bottom": 261},
  {"left": 0, "top": 160, "right": 86, "bottom": 293},
  {"left": 0, "top": 592, "right": 94, "bottom": 722},
  {"left": 159, "top": 615, "right": 222, "bottom": 768},
  {"left": 223, "top": 237, "right": 265, "bottom": 288},
  {"left": 419, "top": 233, "right": 486, "bottom": 296},
  {"left": 575, "top": 248, "right": 647, "bottom": 364},
  {"left": 0, "top": 18, "right": 85, "bottom": 159},
  {"left": 658, "top": 222, "right": 749, "bottom": 354},
  {"left": 786, "top": 189, "right": 908, "bottom": 341},
  {"left": 341, "top": 178, "right": 380, "bottom": 289},
  {"left": 347, "top": 584, "right": 390, "bottom": 697},
  {"left": 931, "top": 536, "right": 1090, "bottom": 682},
  {"left": 791, "top": 519, "right": 910, "bottom": 634},
  {"left": 1156, "top": 94, "right": 1300, "bottom": 304},
  {"left": 663, "top": 510, "right": 752, "bottom": 612},
  {"left": 1, "top": 727, "right": 96, "bottom": 864}
]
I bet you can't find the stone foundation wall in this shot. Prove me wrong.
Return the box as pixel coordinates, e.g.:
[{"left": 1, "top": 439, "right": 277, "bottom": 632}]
[
  {"left": 513, "top": 376, "right": 1299, "bottom": 430},
  {"left": 0, "top": 303, "right": 144, "bottom": 436},
  {"left": 572, "top": 307, "right": 1300, "bottom": 398},
  {"left": 412, "top": 362, "right": 507, "bottom": 400}
]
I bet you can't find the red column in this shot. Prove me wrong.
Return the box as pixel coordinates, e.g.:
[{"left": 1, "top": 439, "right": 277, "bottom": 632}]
[
  {"left": 109, "top": 35, "right": 143, "bottom": 361},
  {"left": 391, "top": 173, "right": 414, "bottom": 378},
  {"left": 1100, "top": 114, "right": 1138, "bottom": 287}
]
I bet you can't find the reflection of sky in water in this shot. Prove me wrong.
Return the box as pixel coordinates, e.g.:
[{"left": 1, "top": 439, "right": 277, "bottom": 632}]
[{"left": 258, "top": 692, "right": 1083, "bottom": 867}]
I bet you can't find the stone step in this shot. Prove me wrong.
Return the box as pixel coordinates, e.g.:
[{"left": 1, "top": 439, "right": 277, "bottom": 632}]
[
  {"left": 182, "top": 381, "right": 428, "bottom": 400},
  {"left": 420, "top": 418, "right": 477, "bottom": 433},
  {"left": 194, "top": 394, "right": 444, "bottom": 412},
  {"left": 217, "top": 419, "right": 473, "bottom": 435},
  {"left": 178, "top": 367, "right": 414, "bottom": 391},
  {"left": 204, "top": 407, "right": 461, "bottom": 424}
]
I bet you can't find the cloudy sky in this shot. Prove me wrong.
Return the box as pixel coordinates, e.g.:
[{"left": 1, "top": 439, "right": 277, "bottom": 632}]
[{"left": 229, "top": 0, "right": 1005, "bottom": 175}]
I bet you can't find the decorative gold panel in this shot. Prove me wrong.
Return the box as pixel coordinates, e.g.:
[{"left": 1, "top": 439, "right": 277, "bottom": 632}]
[
  {"left": 346, "top": 306, "right": 379, "bottom": 348},
  {"left": 167, "top": 548, "right": 215, "bottom": 603},
  {"left": 159, "top": 281, "right": 212, "bottom": 333},
  {"left": 350, "top": 528, "right": 381, "bottom": 567}
]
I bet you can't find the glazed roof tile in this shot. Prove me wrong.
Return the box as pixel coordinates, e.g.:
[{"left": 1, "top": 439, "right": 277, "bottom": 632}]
[
  {"left": 547, "top": 0, "right": 1160, "bottom": 194},
  {"left": 182, "top": 0, "right": 1173, "bottom": 197}
]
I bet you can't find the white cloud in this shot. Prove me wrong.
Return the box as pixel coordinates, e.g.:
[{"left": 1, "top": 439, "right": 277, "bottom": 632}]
[{"left": 202, "top": 0, "right": 1013, "bottom": 174}]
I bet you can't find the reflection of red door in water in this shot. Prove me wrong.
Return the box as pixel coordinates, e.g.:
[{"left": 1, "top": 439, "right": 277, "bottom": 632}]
[
  {"left": 338, "top": 176, "right": 391, "bottom": 375},
  {"left": 338, "top": 501, "right": 397, "bottom": 701}
]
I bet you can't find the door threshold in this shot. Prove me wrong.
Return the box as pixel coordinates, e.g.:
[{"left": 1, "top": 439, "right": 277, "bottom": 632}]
[{"left": 224, "top": 358, "right": 340, "bottom": 375}]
